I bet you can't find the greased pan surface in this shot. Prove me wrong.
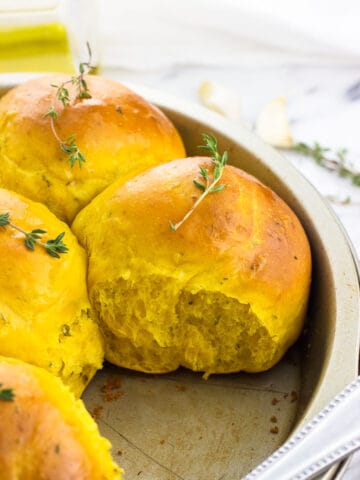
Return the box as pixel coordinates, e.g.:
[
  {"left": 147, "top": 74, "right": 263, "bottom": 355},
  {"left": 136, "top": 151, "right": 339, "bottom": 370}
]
[{"left": 1, "top": 82, "right": 359, "bottom": 479}]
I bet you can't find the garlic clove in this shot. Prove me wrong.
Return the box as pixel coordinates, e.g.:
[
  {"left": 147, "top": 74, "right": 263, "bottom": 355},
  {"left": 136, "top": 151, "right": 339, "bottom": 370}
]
[
  {"left": 256, "top": 97, "right": 294, "bottom": 148},
  {"left": 199, "top": 81, "right": 241, "bottom": 121}
]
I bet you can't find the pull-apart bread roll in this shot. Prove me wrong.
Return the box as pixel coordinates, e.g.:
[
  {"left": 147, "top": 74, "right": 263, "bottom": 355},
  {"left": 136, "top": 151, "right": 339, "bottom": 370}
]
[
  {"left": 73, "top": 157, "right": 311, "bottom": 376},
  {"left": 0, "top": 188, "right": 103, "bottom": 396},
  {"left": 0, "top": 356, "right": 122, "bottom": 480},
  {"left": 0, "top": 75, "right": 185, "bottom": 223}
]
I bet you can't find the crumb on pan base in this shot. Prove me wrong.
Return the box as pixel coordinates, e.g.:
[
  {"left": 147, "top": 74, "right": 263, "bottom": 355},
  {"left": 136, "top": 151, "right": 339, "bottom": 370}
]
[
  {"left": 0, "top": 356, "right": 122, "bottom": 480},
  {"left": 0, "top": 188, "right": 104, "bottom": 397},
  {"left": 72, "top": 157, "right": 311, "bottom": 376}
]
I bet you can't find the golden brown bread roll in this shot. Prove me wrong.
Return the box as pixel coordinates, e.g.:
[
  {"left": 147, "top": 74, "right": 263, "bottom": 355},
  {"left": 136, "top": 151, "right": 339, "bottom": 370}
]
[
  {"left": 72, "top": 157, "right": 311, "bottom": 376},
  {"left": 0, "top": 75, "right": 185, "bottom": 223},
  {"left": 0, "top": 356, "right": 122, "bottom": 480},
  {"left": 0, "top": 188, "right": 103, "bottom": 397}
]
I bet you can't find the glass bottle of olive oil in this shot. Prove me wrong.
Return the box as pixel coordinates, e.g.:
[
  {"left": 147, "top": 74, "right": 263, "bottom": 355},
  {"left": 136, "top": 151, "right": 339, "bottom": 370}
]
[
  {"left": 0, "top": 22, "right": 74, "bottom": 73},
  {"left": 0, "top": 0, "right": 99, "bottom": 75}
]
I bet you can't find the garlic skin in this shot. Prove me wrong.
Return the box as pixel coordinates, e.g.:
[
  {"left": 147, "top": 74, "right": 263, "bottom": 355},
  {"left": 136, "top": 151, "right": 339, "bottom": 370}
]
[
  {"left": 255, "top": 97, "right": 294, "bottom": 148},
  {"left": 199, "top": 81, "right": 242, "bottom": 121}
]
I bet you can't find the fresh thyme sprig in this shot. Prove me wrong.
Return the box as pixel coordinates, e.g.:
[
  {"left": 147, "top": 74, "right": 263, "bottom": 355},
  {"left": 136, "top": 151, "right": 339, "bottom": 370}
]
[
  {"left": 169, "top": 134, "right": 227, "bottom": 231},
  {"left": 43, "top": 42, "right": 94, "bottom": 168},
  {"left": 0, "top": 213, "right": 68, "bottom": 259},
  {"left": 291, "top": 142, "right": 360, "bottom": 186},
  {"left": 0, "top": 384, "right": 14, "bottom": 401}
]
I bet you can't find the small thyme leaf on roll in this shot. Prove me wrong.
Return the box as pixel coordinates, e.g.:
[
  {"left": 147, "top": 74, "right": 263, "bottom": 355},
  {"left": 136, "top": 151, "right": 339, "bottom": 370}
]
[
  {"left": 0, "top": 212, "right": 68, "bottom": 259},
  {"left": 0, "top": 384, "right": 14, "bottom": 401},
  {"left": 0, "top": 212, "right": 10, "bottom": 227},
  {"left": 291, "top": 142, "right": 360, "bottom": 186},
  {"left": 169, "top": 133, "right": 227, "bottom": 231},
  {"left": 60, "top": 135, "right": 86, "bottom": 169},
  {"left": 43, "top": 42, "right": 95, "bottom": 168},
  {"left": 44, "top": 232, "right": 69, "bottom": 258}
]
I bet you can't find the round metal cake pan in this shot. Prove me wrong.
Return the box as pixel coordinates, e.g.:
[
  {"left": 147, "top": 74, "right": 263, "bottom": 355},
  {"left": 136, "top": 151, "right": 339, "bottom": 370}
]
[
  {"left": 133, "top": 84, "right": 360, "bottom": 421},
  {"left": 1, "top": 80, "right": 359, "bottom": 479},
  {"left": 85, "top": 85, "right": 360, "bottom": 480}
]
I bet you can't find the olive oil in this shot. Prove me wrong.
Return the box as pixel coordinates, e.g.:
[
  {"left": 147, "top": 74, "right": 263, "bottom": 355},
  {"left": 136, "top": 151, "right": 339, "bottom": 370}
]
[{"left": 0, "top": 23, "right": 75, "bottom": 73}]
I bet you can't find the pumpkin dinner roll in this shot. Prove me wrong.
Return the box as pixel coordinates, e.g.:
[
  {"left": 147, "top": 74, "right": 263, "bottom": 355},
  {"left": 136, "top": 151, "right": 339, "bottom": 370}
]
[
  {"left": 0, "top": 74, "right": 185, "bottom": 223},
  {"left": 0, "top": 188, "right": 103, "bottom": 397},
  {"left": 0, "top": 356, "right": 122, "bottom": 480},
  {"left": 72, "top": 157, "right": 311, "bottom": 376}
]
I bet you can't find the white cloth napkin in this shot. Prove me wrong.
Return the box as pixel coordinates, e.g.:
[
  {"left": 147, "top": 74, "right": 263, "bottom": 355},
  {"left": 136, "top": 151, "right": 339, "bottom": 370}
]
[{"left": 100, "top": 0, "right": 360, "bottom": 70}]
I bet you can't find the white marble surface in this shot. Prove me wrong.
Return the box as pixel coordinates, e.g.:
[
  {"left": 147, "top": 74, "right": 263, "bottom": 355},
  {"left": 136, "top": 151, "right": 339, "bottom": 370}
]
[{"left": 100, "top": 3, "right": 360, "bottom": 475}]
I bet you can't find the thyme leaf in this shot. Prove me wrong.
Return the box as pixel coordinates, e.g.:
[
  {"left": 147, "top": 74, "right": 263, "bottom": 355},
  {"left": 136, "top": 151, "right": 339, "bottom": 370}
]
[
  {"left": 44, "top": 232, "right": 69, "bottom": 258},
  {"left": 60, "top": 135, "right": 86, "bottom": 168},
  {"left": 169, "top": 134, "right": 227, "bottom": 231},
  {"left": 0, "top": 213, "right": 68, "bottom": 259},
  {"left": 0, "top": 384, "right": 14, "bottom": 401},
  {"left": 43, "top": 106, "right": 59, "bottom": 119},
  {"left": 44, "top": 42, "right": 94, "bottom": 168},
  {"left": 0, "top": 212, "right": 10, "bottom": 227},
  {"left": 292, "top": 142, "right": 360, "bottom": 187}
]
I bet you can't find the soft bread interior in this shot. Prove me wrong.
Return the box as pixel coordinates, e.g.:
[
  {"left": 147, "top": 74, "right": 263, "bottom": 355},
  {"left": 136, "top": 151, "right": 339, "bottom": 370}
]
[{"left": 91, "top": 273, "right": 277, "bottom": 376}]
